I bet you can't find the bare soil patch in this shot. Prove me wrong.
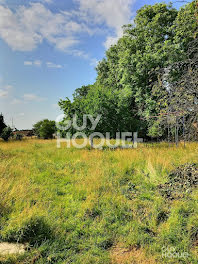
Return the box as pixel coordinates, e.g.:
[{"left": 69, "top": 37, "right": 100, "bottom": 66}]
[
  {"left": 0, "top": 242, "right": 26, "bottom": 255},
  {"left": 110, "top": 245, "right": 156, "bottom": 264}
]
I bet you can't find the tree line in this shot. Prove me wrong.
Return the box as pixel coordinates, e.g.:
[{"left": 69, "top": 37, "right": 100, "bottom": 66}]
[
  {"left": 59, "top": 1, "right": 198, "bottom": 141},
  {"left": 1, "top": 2, "right": 197, "bottom": 142},
  {"left": 0, "top": 115, "right": 56, "bottom": 141}
]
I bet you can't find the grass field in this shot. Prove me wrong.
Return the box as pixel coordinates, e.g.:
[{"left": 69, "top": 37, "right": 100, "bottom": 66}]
[{"left": 0, "top": 139, "right": 197, "bottom": 263}]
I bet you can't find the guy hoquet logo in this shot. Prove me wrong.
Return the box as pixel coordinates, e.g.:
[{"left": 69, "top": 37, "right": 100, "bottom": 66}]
[
  {"left": 56, "top": 114, "right": 143, "bottom": 149},
  {"left": 161, "top": 246, "right": 189, "bottom": 259}
]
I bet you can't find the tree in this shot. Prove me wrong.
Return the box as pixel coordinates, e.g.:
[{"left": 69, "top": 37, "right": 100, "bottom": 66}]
[
  {"left": 154, "top": 39, "right": 198, "bottom": 140},
  {"left": 1, "top": 127, "right": 12, "bottom": 141},
  {"left": 0, "top": 113, "right": 6, "bottom": 135},
  {"left": 33, "top": 119, "right": 56, "bottom": 139},
  {"left": 33, "top": 120, "right": 43, "bottom": 138},
  {"left": 59, "top": 2, "right": 197, "bottom": 140}
]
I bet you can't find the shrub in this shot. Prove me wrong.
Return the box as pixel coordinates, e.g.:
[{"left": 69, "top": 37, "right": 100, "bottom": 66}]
[
  {"left": 15, "top": 133, "right": 23, "bottom": 141},
  {"left": 33, "top": 119, "right": 56, "bottom": 139},
  {"left": 1, "top": 127, "right": 13, "bottom": 141},
  {"left": 158, "top": 163, "right": 198, "bottom": 200}
]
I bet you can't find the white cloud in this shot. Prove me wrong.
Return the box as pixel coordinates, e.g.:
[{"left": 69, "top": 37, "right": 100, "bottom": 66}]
[
  {"left": 76, "top": 0, "right": 133, "bottom": 26},
  {"left": 75, "top": 0, "right": 135, "bottom": 48},
  {"left": 23, "top": 93, "right": 47, "bottom": 102},
  {"left": 34, "top": 60, "right": 42, "bottom": 67},
  {"left": 0, "top": 0, "right": 136, "bottom": 57},
  {"left": 24, "top": 60, "right": 63, "bottom": 69},
  {"left": 0, "top": 1, "right": 135, "bottom": 52},
  {"left": 46, "top": 62, "right": 62, "bottom": 68},
  {"left": 89, "top": 58, "right": 99, "bottom": 67},
  {"left": 24, "top": 60, "right": 42, "bottom": 67},
  {"left": 0, "top": 84, "right": 12, "bottom": 97},
  {"left": 42, "top": 0, "right": 53, "bottom": 3},
  {"left": 0, "top": 5, "right": 42, "bottom": 51},
  {"left": 69, "top": 48, "right": 99, "bottom": 65},
  {"left": 0, "top": 3, "right": 85, "bottom": 52},
  {"left": 24, "top": 61, "right": 33, "bottom": 66},
  {"left": 104, "top": 36, "right": 120, "bottom": 49},
  {"left": 53, "top": 38, "right": 79, "bottom": 52},
  {"left": 0, "top": 89, "right": 8, "bottom": 97},
  {"left": 11, "top": 98, "right": 22, "bottom": 104},
  {"left": 71, "top": 49, "right": 89, "bottom": 59}
]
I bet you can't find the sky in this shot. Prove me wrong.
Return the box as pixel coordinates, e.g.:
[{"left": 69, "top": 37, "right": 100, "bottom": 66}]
[{"left": 0, "top": 0, "right": 187, "bottom": 129}]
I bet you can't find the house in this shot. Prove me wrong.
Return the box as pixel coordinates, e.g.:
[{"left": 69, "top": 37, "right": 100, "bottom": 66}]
[{"left": 13, "top": 130, "right": 34, "bottom": 137}]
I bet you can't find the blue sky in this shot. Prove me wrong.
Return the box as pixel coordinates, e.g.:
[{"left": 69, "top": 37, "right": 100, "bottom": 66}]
[{"left": 0, "top": 0, "right": 186, "bottom": 129}]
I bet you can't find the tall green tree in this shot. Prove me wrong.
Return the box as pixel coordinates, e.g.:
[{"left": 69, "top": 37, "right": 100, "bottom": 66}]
[
  {"left": 33, "top": 119, "right": 56, "bottom": 139},
  {"left": 0, "top": 113, "right": 6, "bottom": 135},
  {"left": 1, "top": 127, "right": 12, "bottom": 141},
  {"left": 59, "top": 1, "right": 197, "bottom": 139}
]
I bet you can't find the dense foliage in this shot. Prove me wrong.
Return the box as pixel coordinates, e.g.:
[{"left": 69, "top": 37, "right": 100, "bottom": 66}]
[
  {"left": 1, "top": 127, "right": 13, "bottom": 142},
  {"left": 0, "top": 113, "right": 6, "bottom": 135},
  {"left": 0, "top": 114, "right": 13, "bottom": 141},
  {"left": 59, "top": 1, "right": 198, "bottom": 140},
  {"left": 33, "top": 119, "right": 56, "bottom": 139}
]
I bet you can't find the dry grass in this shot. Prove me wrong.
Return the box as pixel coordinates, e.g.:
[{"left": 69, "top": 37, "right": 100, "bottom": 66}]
[
  {"left": 110, "top": 244, "right": 156, "bottom": 264},
  {"left": 0, "top": 139, "right": 197, "bottom": 263}
]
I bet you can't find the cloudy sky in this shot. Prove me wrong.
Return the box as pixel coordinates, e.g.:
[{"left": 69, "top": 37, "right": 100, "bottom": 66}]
[{"left": 0, "top": 0, "right": 185, "bottom": 129}]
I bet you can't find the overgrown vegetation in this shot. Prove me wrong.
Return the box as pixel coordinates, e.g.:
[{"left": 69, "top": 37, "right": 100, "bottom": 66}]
[
  {"left": 33, "top": 119, "right": 56, "bottom": 139},
  {"left": 158, "top": 163, "right": 198, "bottom": 200},
  {"left": 0, "top": 139, "right": 197, "bottom": 263},
  {"left": 0, "top": 114, "right": 12, "bottom": 142},
  {"left": 0, "top": 2, "right": 197, "bottom": 264},
  {"left": 59, "top": 1, "right": 198, "bottom": 140},
  {"left": 1, "top": 127, "right": 13, "bottom": 142}
]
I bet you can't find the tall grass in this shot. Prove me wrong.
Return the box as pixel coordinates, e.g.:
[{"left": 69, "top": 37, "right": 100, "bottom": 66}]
[{"left": 0, "top": 139, "right": 197, "bottom": 263}]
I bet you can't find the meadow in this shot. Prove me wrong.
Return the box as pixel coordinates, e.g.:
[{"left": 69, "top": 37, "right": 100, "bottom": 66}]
[{"left": 0, "top": 139, "right": 197, "bottom": 263}]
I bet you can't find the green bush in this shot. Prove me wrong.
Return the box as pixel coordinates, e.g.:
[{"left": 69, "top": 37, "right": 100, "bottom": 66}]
[
  {"left": 15, "top": 133, "right": 23, "bottom": 141},
  {"left": 33, "top": 119, "right": 56, "bottom": 139},
  {"left": 1, "top": 127, "right": 13, "bottom": 141}
]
